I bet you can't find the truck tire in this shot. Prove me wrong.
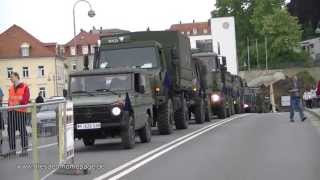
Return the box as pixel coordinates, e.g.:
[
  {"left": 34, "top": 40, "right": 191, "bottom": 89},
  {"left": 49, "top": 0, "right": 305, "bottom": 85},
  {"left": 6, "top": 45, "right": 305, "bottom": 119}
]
[
  {"left": 121, "top": 113, "right": 135, "bottom": 149},
  {"left": 174, "top": 97, "right": 189, "bottom": 129},
  {"left": 195, "top": 98, "right": 205, "bottom": 124},
  {"left": 138, "top": 115, "right": 152, "bottom": 143},
  {"left": 83, "top": 138, "right": 95, "bottom": 146},
  {"left": 217, "top": 106, "right": 227, "bottom": 119},
  {"left": 157, "top": 99, "right": 174, "bottom": 135}
]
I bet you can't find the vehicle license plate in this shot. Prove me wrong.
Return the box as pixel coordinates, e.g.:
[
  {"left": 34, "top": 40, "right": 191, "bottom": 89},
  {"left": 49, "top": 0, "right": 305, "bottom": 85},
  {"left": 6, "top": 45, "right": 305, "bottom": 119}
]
[{"left": 76, "top": 123, "right": 101, "bottom": 130}]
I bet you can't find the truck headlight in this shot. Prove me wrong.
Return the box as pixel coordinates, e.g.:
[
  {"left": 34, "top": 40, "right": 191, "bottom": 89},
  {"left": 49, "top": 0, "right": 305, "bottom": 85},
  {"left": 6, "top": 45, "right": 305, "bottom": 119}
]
[
  {"left": 112, "top": 107, "right": 121, "bottom": 116},
  {"left": 244, "top": 104, "right": 249, "bottom": 108},
  {"left": 211, "top": 94, "right": 220, "bottom": 102}
]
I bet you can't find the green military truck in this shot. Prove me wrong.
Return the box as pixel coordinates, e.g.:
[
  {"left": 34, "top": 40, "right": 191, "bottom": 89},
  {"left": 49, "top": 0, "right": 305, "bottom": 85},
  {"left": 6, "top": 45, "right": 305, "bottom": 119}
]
[
  {"left": 93, "top": 31, "right": 206, "bottom": 134},
  {"left": 69, "top": 68, "right": 153, "bottom": 149},
  {"left": 231, "top": 75, "right": 244, "bottom": 114},
  {"left": 191, "top": 52, "right": 235, "bottom": 119}
]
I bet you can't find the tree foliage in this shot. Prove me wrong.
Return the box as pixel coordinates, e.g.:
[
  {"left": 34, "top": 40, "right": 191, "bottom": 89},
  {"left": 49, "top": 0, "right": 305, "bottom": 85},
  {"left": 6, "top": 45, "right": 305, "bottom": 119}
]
[{"left": 214, "top": 0, "right": 308, "bottom": 70}]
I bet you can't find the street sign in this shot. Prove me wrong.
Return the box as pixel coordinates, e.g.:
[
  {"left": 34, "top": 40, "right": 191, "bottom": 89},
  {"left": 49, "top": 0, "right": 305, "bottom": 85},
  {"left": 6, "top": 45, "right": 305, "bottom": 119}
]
[{"left": 281, "top": 96, "right": 291, "bottom": 106}]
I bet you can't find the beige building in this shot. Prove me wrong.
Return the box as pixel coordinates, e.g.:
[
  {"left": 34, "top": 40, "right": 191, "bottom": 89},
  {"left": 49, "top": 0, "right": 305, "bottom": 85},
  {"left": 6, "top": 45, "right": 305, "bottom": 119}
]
[{"left": 0, "top": 25, "right": 65, "bottom": 102}]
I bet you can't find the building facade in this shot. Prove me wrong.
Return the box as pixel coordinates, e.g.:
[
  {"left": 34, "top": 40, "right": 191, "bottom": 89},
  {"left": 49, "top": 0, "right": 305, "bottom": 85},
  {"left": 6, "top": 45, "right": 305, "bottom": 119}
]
[
  {"left": 169, "top": 20, "right": 213, "bottom": 52},
  {"left": 0, "top": 25, "right": 65, "bottom": 102},
  {"left": 301, "top": 37, "right": 320, "bottom": 62}
]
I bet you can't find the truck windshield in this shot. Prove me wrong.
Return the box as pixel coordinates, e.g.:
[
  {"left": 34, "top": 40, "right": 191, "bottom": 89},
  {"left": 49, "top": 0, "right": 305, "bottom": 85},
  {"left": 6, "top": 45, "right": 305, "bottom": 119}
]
[
  {"left": 99, "top": 47, "right": 158, "bottom": 69},
  {"left": 70, "top": 74, "right": 132, "bottom": 94}
]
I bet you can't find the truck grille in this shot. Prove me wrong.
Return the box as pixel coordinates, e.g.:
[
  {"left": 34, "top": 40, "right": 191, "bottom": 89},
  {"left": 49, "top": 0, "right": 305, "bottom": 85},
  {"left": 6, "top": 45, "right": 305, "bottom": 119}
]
[{"left": 74, "top": 105, "right": 114, "bottom": 123}]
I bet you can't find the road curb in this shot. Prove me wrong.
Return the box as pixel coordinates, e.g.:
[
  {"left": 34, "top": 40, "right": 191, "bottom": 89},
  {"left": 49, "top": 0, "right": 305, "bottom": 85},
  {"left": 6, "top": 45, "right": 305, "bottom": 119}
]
[{"left": 306, "top": 109, "right": 320, "bottom": 121}]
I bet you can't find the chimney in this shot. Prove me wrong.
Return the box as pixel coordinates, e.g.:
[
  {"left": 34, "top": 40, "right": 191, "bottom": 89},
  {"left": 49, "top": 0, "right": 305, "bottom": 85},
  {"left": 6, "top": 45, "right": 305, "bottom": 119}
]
[
  {"left": 193, "top": 19, "right": 195, "bottom": 23},
  {"left": 179, "top": 21, "right": 182, "bottom": 24}
]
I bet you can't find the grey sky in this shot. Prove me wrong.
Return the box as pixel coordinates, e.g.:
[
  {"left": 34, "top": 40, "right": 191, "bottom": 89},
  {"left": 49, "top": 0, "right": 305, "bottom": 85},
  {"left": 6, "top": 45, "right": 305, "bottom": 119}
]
[{"left": 0, "top": 0, "right": 216, "bottom": 44}]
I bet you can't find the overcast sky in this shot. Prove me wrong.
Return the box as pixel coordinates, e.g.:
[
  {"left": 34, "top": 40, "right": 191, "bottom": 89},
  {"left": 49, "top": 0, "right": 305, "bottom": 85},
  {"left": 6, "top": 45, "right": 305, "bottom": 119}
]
[{"left": 0, "top": 0, "right": 216, "bottom": 44}]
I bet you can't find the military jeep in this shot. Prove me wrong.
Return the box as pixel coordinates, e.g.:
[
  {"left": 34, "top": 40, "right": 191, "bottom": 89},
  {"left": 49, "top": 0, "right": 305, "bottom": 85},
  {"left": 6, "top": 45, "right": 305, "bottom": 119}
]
[{"left": 69, "top": 68, "right": 153, "bottom": 149}]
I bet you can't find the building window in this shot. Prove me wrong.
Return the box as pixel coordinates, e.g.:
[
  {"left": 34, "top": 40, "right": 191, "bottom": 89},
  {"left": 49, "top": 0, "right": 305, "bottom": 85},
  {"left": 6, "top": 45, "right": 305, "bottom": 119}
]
[
  {"left": 38, "top": 66, "right": 45, "bottom": 77},
  {"left": 39, "top": 87, "right": 46, "bottom": 98},
  {"left": 72, "top": 64, "right": 77, "bottom": 71},
  {"left": 181, "top": 32, "right": 185, "bottom": 35},
  {"left": 203, "top": 29, "right": 208, "bottom": 34},
  {"left": 193, "top": 28, "right": 198, "bottom": 35},
  {"left": 82, "top": 45, "right": 88, "bottom": 55},
  {"left": 22, "top": 67, "right": 29, "bottom": 78},
  {"left": 90, "top": 45, "right": 95, "bottom": 54},
  {"left": 187, "top": 31, "right": 191, "bottom": 35},
  {"left": 7, "top": 67, "right": 13, "bottom": 78},
  {"left": 196, "top": 39, "right": 213, "bottom": 53},
  {"left": 21, "top": 42, "right": 30, "bottom": 57},
  {"left": 70, "top": 46, "right": 76, "bottom": 56}
]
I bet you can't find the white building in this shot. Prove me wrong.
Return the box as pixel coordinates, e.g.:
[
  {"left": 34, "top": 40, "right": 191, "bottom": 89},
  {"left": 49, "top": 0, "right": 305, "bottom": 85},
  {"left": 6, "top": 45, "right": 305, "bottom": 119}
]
[
  {"left": 300, "top": 37, "right": 320, "bottom": 62},
  {"left": 169, "top": 18, "right": 239, "bottom": 75},
  {"left": 210, "top": 17, "right": 238, "bottom": 75}
]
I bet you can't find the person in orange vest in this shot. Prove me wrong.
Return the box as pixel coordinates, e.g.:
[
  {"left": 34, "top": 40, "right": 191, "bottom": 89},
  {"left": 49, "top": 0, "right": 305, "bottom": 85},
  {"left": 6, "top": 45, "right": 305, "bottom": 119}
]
[{"left": 7, "top": 72, "right": 30, "bottom": 156}]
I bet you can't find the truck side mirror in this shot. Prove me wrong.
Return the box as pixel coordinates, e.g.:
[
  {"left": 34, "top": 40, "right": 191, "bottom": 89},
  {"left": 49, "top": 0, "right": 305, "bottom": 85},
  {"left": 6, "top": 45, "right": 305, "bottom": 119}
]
[
  {"left": 171, "top": 48, "right": 179, "bottom": 59},
  {"left": 139, "top": 85, "right": 145, "bottom": 94},
  {"left": 83, "top": 55, "right": 89, "bottom": 70},
  {"left": 222, "top": 56, "right": 227, "bottom": 66},
  {"left": 63, "top": 89, "right": 68, "bottom": 98}
]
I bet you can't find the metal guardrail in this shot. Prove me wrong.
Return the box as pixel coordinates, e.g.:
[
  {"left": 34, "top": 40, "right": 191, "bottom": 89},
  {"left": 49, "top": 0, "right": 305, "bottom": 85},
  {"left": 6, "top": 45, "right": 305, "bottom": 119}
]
[{"left": 0, "top": 100, "right": 74, "bottom": 180}]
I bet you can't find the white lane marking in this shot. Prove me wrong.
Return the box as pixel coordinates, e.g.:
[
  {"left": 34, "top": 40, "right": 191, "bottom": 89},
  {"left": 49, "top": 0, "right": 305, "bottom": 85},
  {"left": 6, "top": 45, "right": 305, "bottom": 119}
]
[
  {"left": 17, "top": 142, "right": 58, "bottom": 154},
  {"left": 94, "top": 114, "right": 248, "bottom": 180},
  {"left": 108, "top": 116, "right": 243, "bottom": 180},
  {"left": 41, "top": 168, "right": 58, "bottom": 180}
]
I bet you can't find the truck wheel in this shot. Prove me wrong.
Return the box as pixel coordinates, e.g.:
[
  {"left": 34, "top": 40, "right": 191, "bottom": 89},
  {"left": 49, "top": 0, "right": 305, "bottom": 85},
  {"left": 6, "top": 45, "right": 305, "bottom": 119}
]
[
  {"left": 83, "top": 138, "right": 95, "bottom": 146},
  {"left": 174, "top": 97, "right": 189, "bottom": 129},
  {"left": 121, "top": 113, "right": 135, "bottom": 149},
  {"left": 157, "top": 99, "right": 174, "bottom": 135},
  {"left": 195, "top": 98, "right": 205, "bottom": 124},
  {"left": 138, "top": 115, "right": 152, "bottom": 143},
  {"left": 217, "top": 107, "right": 227, "bottom": 119}
]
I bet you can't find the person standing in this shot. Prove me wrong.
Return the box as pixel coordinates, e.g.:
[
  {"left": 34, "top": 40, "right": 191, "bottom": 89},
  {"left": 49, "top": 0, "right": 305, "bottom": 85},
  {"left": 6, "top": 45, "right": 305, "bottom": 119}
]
[
  {"left": 288, "top": 75, "right": 306, "bottom": 122},
  {"left": 35, "top": 92, "right": 44, "bottom": 104},
  {"left": 0, "top": 87, "right": 4, "bottom": 155},
  {"left": 7, "top": 72, "right": 30, "bottom": 156}
]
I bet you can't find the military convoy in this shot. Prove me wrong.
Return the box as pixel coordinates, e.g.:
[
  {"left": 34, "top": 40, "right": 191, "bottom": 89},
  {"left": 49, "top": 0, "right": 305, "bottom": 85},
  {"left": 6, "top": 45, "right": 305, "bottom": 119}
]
[
  {"left": 94, "top": 31, "right": 207, "bottom": 134},
  {"left": 68, "top": 30, "right": 268, "bottom": 149}
]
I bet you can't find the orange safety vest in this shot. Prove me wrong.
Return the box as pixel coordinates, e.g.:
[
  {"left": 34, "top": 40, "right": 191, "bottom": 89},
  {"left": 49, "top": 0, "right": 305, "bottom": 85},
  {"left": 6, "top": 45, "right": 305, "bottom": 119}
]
[{"left": 8, "top": 83, "right": 28, "bottom": 112}]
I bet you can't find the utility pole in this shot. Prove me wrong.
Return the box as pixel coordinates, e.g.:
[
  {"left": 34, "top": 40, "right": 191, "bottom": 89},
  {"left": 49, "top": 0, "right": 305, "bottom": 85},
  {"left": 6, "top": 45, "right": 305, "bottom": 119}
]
[
  {"left": 265, "top": 36, "right": 268, "bottom": 72},
  {"left": 256, "top": 39, "right": 260, "bottom": 69},
  {"left": 247, "top": 37, "right": 251, "bottom": 71}
]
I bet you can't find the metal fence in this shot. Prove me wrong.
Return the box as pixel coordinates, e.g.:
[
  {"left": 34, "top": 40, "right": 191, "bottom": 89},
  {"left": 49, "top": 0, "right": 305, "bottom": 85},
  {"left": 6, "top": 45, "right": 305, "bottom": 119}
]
[{"left": 0, "top": 100, "right": 74, "bottom": 180}]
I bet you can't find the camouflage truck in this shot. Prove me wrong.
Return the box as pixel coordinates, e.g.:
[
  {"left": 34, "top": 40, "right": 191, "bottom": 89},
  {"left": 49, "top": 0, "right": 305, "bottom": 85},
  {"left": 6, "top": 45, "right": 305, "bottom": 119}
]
[
  {"left": 191, "top": 52, "right": 235, "bottom": 119},
  {"left": 93, "top": 31, "right": 206, "bottom": 134},
  {"left": 69, "top": 68, "right": 153, "bottom": 149}
]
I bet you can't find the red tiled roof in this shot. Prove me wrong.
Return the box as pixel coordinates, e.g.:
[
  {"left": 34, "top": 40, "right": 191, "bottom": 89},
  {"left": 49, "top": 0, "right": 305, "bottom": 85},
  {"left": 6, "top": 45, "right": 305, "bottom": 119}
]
[
  {"left": 0, "top": 24, "right": 57, "bottom": 59},
  {"left": 169, "top": 21, "right": 211, "bottom": 36},
  {"left": 65, "top": 31, "right": 99, "bottom": 47}
]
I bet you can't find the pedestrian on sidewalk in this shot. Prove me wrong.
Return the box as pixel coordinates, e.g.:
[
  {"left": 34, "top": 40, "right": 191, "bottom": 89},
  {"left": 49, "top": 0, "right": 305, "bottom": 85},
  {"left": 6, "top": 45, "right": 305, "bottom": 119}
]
[
  {"left": 288, "top": 75, "right": 306, "bottom": 122},
  {"left": 7, "top": 72, "right": 30, "bottom": 156},
  {"left": 303, "top": 86, "right": 313, "bottom": 108}
]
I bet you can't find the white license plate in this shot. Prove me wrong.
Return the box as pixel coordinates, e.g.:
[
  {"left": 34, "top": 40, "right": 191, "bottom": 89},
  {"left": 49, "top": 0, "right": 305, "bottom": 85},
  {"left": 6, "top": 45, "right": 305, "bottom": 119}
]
[{"left": 77, "top": 123, "right": 101, "bottom": 130}]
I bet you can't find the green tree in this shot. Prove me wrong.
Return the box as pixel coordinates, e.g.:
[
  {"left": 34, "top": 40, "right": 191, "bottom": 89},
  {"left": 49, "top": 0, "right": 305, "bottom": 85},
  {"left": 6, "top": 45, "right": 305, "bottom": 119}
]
[{"left": 260, "top": 9, "right": 304, "bottom": 66}]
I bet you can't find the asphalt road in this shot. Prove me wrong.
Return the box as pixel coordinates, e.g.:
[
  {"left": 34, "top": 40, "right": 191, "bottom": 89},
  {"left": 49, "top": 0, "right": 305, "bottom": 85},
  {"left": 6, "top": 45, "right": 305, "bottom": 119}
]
[{"left": 1, "top": 112, "right": 320, "bottom": 180}]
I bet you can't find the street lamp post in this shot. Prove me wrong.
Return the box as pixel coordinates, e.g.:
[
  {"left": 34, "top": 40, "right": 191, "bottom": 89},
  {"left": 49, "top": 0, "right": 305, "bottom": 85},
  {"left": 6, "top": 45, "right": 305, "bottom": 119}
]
[{"left": 72, "top": 0, "right": 95, "bottom": 57}]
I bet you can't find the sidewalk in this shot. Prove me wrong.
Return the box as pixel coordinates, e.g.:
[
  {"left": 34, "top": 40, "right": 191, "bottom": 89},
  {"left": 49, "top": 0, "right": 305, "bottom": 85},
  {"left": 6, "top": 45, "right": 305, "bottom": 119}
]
[{"left": 306, "top": 108, "right": 320, "bottom": 120}]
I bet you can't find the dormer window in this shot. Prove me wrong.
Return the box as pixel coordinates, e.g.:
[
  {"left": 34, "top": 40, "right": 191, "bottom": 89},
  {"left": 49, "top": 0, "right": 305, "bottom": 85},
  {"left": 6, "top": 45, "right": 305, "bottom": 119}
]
[
  {"left": 193, "top": 28, "right": 198, "bottom": 35},
  {"left": 21, "top": 42, "right": 30, "bottom": 57}
]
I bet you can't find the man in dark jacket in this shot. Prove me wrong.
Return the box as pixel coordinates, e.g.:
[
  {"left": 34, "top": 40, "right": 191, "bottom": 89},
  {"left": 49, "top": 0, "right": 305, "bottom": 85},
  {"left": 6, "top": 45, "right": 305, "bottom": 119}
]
[
  {"left": 35, "top": 92, "right": 44, "bottom": 104},
  {"left": 289, "top": 75, "right": 306, "bottom": 122}
]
